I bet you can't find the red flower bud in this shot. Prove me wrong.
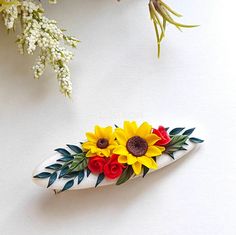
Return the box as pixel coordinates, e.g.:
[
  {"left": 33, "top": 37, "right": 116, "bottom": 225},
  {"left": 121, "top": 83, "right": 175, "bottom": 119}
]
[
  {"left": 104, "top": 155, "right": 126, "bottom": 179},
  {"left": 153, "top": 126, "right": 171, "bottom": 146},
  {"left": 88, "top": 156, "right": 106, "bottom": 174}
]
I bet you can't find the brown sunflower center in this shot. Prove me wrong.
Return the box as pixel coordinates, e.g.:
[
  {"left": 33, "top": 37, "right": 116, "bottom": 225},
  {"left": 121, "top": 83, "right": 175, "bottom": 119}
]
[
  {"left": 96, "top": 138, "right": 109, "bottom": 149},
  {"left": 126, "top": 136, "right": 148, "bottom": 157}
]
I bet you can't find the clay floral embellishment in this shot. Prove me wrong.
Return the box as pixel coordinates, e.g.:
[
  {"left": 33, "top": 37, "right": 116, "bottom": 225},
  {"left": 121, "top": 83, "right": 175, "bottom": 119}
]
[
  {"left": 33, "top": 122, "right": 204, "bottom": 193},
  {"left": 82, "top": 125, "right": 117, "bottom": 157},
  {"left": 153, "top": 126, "right": 171, "bottom": 146},
  {"left": 114, "top": 121, "right": 165, "bottom": 175},
  {"left": 87, "top": 155, "right": 125, "bottom": 180},
  {"left": 88, "top": 156, "right": 106, "bottom": 174},
  {"left": 103, "top": 155, "right": 126, "bottom": 179}
]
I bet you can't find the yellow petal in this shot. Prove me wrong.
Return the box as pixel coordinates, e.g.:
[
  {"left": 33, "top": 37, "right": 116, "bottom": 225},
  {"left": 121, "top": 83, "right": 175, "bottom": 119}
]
[
  {"left": 132, "top": 161, "right": 142, "bottom": 175},
  {"left": 138, "top": 156, "right": 158, "bottom": 169},
  {"left": 95, "top": 125, "right": 104, "bottom": 138},
  {"left": 127, "top": 154, "right": 137, "bottom": 165},
  {"left": 86, "top": 132, "right": 97, "bottom": 142},
  {"left": 118, "top": 155, "right": 128, "bottom": 163},
  {"left": 104, "top": 126, "right": 113, "bottom": 139},
  {"left": 124, "top": 121, "right": 138, "bottom": 138},
  {"left": 86, "top": 150, "right": 94, "bottom": 157},
  {"left": 146, "top": 146, "right": 162, "bottom": 157},
  {"left": 108, "top": 144, "right": 117, "bottom": 150},
  {"left": 136, "top": 122, "right": 152, "bottom": 138},
  {"left": 101, "top": 148, "right": 110, "bottom": 157},
  {"left": 146, "top": 134, "right": 160, "bottom": 146},
  {"left": 82, "top": 142, "right": 96, "bottom": 150},
  {"left": 115, "top": 129, "right": 127, "bottom": 145},
  {"left": 109, "top": 135, "right": 116, "bottom": 144},
  {"left": 156, "top": 146, "right": 165, "bottom": 152},
  {"left": 113, "top": 145, "right": 128, "bottom": 155}
]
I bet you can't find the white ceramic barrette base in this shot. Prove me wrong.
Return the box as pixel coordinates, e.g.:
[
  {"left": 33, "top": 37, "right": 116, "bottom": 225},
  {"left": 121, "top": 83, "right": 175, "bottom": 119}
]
[{"left": 32, "top": 141, "right": 196, "bottom": 191}]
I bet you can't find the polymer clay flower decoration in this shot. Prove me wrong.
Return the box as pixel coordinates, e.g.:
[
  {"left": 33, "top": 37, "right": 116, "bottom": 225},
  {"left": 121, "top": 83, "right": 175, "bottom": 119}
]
[
  {"left": 33, "top": 121, "right": 204, "bottom": 193},
  {"left": 113, "top": 122, "right": 164, "bottom": 175}
]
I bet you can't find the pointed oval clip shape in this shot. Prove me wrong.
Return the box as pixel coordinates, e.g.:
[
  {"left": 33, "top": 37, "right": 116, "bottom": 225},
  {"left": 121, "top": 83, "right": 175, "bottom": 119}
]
[{"left": 33, "top": 122, "right": 204, "bottom": 193}]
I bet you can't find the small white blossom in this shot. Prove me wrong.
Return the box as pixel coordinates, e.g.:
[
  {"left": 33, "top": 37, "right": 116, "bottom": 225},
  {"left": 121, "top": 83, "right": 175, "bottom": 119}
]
[
  {"left": 1, "top": 0, "right": 79, "bottom": 97},
  {"left": 2, "top": 0, "right": 18, "bottom": 29}
]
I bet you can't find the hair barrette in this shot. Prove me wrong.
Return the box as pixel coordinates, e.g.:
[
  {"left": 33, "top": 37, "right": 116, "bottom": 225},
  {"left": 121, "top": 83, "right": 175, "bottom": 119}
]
[{"left": 33, "top": 121, "right": 204, "bottom": 193}]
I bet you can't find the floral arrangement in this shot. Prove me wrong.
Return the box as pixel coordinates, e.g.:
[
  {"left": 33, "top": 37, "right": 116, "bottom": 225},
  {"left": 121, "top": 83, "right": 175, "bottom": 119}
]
[
  {"left": 33, "top": 121, "right": 203, "bottom": 192},
  {"left": 1, "top": 0, "right": 196, "bottom": 96}
]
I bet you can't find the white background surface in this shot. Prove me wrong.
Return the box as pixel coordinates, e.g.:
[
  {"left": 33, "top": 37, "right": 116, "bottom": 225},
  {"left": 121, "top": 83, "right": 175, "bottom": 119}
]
[{"left": 0, "top": 0, "right": 235, "bottom": 234}]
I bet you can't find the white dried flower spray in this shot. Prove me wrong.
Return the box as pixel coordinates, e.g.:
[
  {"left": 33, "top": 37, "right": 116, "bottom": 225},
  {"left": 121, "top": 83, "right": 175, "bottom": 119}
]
[
  {"left": 1, "top": 0, "right": 19, "bottom": 29},
  {"left": 1, "top": 0, "right": 79, "bottom": 97}
]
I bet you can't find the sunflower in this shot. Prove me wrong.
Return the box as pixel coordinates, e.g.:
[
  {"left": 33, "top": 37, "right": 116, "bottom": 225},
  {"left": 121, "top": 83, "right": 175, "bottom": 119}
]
[
  {"left": 113, "top": 121, "right": 165, "bottom": 175},
  {"left": 82, "top": 125, "right": 117, "bottom": 157}
]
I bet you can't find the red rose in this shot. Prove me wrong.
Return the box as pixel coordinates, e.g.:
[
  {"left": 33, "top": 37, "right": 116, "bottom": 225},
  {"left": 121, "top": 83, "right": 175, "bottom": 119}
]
[
  {"left": 88, "top": 156, "right": 106, "bottom": 174},
  {"left": 104, "top": 155, "right": 126, "bottom": 179},
  {"left": 153, "top": 126, "right": 171, "bottom": 146}
]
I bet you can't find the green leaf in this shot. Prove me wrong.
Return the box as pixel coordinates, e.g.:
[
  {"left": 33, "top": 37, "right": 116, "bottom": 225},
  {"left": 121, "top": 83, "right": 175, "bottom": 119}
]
[
  {"left": 33, "top": 172, "right": 51, "bottom": 179},
  {"left": 189, "top": 137, "right": 204, "bottom": 143},
  {"left": 77, "top": 171, "right": 85, "bottom": 185},
  {"left": 59, "top": 166, "right": 70, "bottom": 178},
  {"left": 77, "top": 158, "right": 88, "bottom": 171},
  {"left": 57, "top": 156, "right": 74, "bottom": 162},
  {"left": 61, "top": 179, "right": 74, "bottom": 192},
  {"left": 116, "top": 166, "right": 134, "bottom": 185},
  {"left": 63, "top": 171, "right": 80, "bottom": 178},
  {"left": 46, "top": 163, "right": 62, "bottom": 170},
  {"left": 95, "top": 173, "right": 105, "bottom": 187},
  {"left": 143, "top": 166, "right": 149, "bottom": 178},
  {"left": 54, "top": 148, "right": 71, "bottom": 156},
  {"left": 169, "top": 127, "right": 185, "bottom": 135},
  {"left": 164, "top": 135, "right": 189, "bottom": 155},
  {"left": 70, "top": 161, "right": 79, "bottom": 171},
  {"left": 87, "top": 168, "right": 91, "bottom": 177},
  {"left": 47, "top": 172, "right": 57, "bottom": 188},
  {"left": 67, "top": 144, "right": 83, "bottom": 153},
  {"left": 168, "top": 153, "right": 175, "bottom": 159},
  {"left": 179, "top": 147, "right": 187, "bottom": 151},
  {"left": 183, "top": 128, "right": 195, "bottom": 136},
  {"left": 167, "top": 135, "right": 189, "bottom": 147}
]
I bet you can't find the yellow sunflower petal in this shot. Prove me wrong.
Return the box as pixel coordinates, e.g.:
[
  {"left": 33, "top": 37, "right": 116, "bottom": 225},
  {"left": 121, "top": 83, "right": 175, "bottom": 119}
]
[
  {"left": 90, "top": 146, "right": 99, "bottom": 153},
  {"left": 104, "top": 126, "right": 113, "bottom": 139},
  {"left": 124, "top": 121, "right": 138, "bottom": 138},
  {"left": 82, "top": 142, "right": 96, "bottom": 150},
  {"left": 86, "top": 150, "right": 94, "bottom": 157},
  {"left": 138, "top": 156, "right": 158, "bottom": 169},
  {"left": 86, "top": 132, "right": 97, "bottom": 142},
  {"left": 107, "top": 144, "right": 117, "bottom": 150},
  {"left": 132, "top": 161, "right": 142, "bottom": 175},
  {"left": 113, "top": 145, "right": 128, "bottom": 155},
  {"left": 127, "top": 154, "right": 137, "bottom": 165},
  {"left": 136, "top": 122, "right": 152, "bottom": 138},
  {"left": 101, "top": 148, "right": 110, "bottom": 157},
  {"left": 115, "top": 129, "right": 127, "bottom": 145},
  {"left": 146, "top": 146, "right": 162, "bottom": 157},
  {"left": 118, "top": 155, "right": 128, "bottom": 163},
  {"left": 157, "top": 146, "right": 165, "bottom": 152},
  {"left": 95, "top": 125, "right": 104, "bottom": 138},
  {"left": 109, "top": 135, "right": 116, "bottom": 144},
  {"left": 146, "top": 134, "right": 160, "bottom": 145}
]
